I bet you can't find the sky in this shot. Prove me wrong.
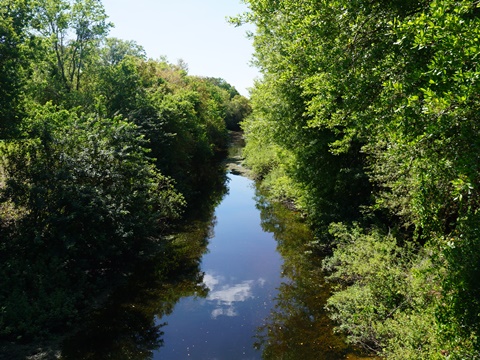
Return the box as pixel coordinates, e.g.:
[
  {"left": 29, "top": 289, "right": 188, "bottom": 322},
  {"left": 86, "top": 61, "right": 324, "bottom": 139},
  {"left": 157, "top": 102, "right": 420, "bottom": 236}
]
[{"left": 101, "top": 0, "right": 260, "bottom": 96}]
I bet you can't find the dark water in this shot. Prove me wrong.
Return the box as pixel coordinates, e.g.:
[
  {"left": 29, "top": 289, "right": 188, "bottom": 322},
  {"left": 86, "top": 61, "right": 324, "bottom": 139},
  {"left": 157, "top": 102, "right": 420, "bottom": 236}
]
[
  {"left": 55, "top": 171, "right": 372, "bottom": 360},
  {"left": 152, "top": 173, "right": 370, "bottom": 360},
  {"left": 1, "top": 134, "right": 375, "bottom": 359},
  {"left": 12, "top": 164, "right": 372, "bottom": 359},
  {"left": 155, "top": 174, "right": 283, "bottom": 359}
]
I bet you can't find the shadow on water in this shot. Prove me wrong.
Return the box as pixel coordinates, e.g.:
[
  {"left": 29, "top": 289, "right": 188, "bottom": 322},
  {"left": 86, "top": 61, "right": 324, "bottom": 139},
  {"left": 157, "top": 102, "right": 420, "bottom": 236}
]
[
  {"left": 0, "top": 162, "right": 228, "bottom": 360},
  {"left": 253, "top": 188, "right": 376, "bottom": 360},
  {"left": 60, "top": 232, "right": 211, "bottom": 360},
  {"left": 1, "top": 133, "right": 377, "bottom": 359},
  {"left": 58, "top": 173, "right": 229, "bottom": 360}
]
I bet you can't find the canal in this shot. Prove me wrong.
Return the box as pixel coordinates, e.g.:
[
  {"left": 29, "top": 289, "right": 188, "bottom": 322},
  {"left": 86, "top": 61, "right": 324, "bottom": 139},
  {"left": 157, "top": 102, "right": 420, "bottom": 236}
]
[
  {"left": 155, "top": 174, "right": 283, "bottom": 359},
  {"left": 150, "top": 170, "right": 368, "bottom": 359},
  {"left": 54, "top": 139, "right": 373, "bottom": 359}
]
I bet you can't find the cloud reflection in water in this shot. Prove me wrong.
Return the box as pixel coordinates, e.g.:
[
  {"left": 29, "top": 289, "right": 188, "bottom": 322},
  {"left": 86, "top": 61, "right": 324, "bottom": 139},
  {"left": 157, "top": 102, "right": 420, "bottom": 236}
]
[{"left": 203, "top": 273, "right": 266, "bottom": 319}]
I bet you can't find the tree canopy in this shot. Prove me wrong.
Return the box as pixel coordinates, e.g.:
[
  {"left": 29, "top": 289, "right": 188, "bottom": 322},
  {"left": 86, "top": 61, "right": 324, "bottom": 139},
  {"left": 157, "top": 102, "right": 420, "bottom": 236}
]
[
  {"left": 238, "top": 0, "right": 480, "bottom": 358},
  {"left": 0, "top": 0, "right": 249, "bottom": 344}
]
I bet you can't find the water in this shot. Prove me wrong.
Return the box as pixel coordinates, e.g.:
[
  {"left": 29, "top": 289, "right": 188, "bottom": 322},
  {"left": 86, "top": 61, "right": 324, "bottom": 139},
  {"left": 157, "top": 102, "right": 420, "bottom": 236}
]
[
  {"left": 155, "top": 174, "right": 283, "bottom": 360},
  {"left": 1, "top": 134, "right": 375, "bottom": 359},
  {"left": 53, "top": 161, "right": 372, "bottom": 359}
]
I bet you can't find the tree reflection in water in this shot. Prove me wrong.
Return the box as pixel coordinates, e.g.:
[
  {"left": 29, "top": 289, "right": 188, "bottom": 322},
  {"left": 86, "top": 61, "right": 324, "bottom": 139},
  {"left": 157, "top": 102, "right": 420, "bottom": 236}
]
[
  {"left": 60, "top": 169, "right": 228, "bottom": 360},
  {"left": 254, "top": 189, "right": 372, "bottom": 360},
  {"left": 60, "top": 219, "right": 214, "bottom": 360}
]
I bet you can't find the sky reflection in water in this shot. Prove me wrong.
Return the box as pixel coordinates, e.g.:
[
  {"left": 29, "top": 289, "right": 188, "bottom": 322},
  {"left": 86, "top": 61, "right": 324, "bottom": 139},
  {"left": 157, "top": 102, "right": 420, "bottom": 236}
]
[
  {"left": 155, "top": 174, "right": 283, "bottom": 360},
  {"left": 205, "top": 273, "right": 267, "bottom": 319}
]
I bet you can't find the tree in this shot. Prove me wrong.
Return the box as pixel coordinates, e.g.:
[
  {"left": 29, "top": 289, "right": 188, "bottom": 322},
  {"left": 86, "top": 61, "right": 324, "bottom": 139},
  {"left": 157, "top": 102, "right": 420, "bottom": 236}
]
[
  {"left": 32, "top": 0, "right": 111, "bottom": 100},
  {"left": 94, "top": 56, "right": 230, "bottom": 204},
  {"left": 239, "top": 0, "right": 480, "bottom": 357},
  {"left": 0, "top": 0, "right": 32, "bottom": 138},
  {"left": 205, "top": 77, "right": 240, "bottom": 99},
  {"left": 100, "top": 37, "right": 146, "bottom": 66},
  {"left": 225, "top": 94, "right": 251, "bottom": 131},
  {"left": 0, "top": 103, "right": 185, "bottom": 339}
]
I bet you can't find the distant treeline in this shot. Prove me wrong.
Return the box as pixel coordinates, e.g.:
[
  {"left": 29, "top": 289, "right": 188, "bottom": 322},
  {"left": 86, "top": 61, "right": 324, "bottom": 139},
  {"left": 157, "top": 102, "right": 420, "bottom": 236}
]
[
  {"left": 236, "top": 0, "right": 480, "bottom": 358},
  {"left": 0, "top": 0, "right": 250, "bottom": 342}
]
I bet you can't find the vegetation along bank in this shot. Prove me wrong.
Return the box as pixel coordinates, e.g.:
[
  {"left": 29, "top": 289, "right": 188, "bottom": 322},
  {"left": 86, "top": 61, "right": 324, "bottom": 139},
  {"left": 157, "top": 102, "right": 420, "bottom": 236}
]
[
  {"left": 236, "top": 0, "right": 480, "bottom": 359},
  {"left": 3, "top": 0, "right": 480, "bottom": 359},
  {"left": 0, "top": 0, "right": 250, "bottom": 352}
]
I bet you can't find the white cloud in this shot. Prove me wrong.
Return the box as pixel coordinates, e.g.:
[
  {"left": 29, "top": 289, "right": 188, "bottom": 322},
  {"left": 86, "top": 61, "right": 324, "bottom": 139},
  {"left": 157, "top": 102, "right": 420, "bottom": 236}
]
[
  {"left": 203, "top": 273, "right": 222, "bottom": 291},
  {"left": 208, "top": 281, "right": 255, "bottom": 304},
  {"left": 211, "top": 307, "right": 238, "bottom": 319},
  {"left": 202, "top": 272, "right": 269, "bottom": 319}
]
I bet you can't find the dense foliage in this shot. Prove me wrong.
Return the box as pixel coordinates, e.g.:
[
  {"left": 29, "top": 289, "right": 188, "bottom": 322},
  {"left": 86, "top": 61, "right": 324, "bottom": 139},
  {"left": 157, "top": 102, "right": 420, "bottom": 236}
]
[
  {"left": 237, "top": 0, "right": 480, "bottom": 358},
  {"left": 0, "top": 0, "right": 248, "bottom": 344}
]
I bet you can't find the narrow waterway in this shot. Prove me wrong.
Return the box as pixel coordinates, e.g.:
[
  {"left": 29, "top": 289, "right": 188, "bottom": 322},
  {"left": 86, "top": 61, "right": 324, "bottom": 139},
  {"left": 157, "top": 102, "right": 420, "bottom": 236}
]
[
  {"left": 53, "top": 137, "right": 373, "bottom": 359},
  {"left": 0, "top": 135, "right": 377, "bottom": 360},
  {"left": 151, "top": 171, "right": 370, "bottom": 360},
  {"left": 155, "top": 174, "right": 283, "bottom": 359}
]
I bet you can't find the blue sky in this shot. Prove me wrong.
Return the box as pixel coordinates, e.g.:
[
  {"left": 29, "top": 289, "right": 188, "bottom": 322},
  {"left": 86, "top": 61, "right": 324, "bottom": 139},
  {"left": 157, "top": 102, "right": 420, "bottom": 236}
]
[{"left": 101, "top": 0, "right": 259, "bottom": 96}]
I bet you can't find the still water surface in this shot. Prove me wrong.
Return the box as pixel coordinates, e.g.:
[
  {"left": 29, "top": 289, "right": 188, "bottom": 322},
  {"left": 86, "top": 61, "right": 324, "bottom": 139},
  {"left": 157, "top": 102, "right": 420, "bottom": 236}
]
[
  {"left": 2, "top": 137, "right": 373, "bottom": 359},
  {"left": 57, "top": 168, "right": 370, "bottom": 359},
  {"left": 155, "top": 174, "right": 283, "bottom": 359}
]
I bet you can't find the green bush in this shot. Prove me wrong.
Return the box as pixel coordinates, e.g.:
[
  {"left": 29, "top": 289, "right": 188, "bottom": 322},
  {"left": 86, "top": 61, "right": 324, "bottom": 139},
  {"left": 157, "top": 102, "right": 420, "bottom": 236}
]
[{"left": 0, "top": 103, "right": 185, "bottom": 339}]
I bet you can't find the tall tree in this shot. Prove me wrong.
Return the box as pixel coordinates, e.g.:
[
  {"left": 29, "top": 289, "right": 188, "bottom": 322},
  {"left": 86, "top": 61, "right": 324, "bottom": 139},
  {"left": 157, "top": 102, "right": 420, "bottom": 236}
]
[
  {"left": 100, "top": 37, "right": 146, "bottom": 66},
  {"left": 32, "top": 0, "right": 111, "bottom": 99},
  {"left": 0, "top": 0, "right": 32, "bottom": 138},
  {"left": 239, "top": 0, "right": 480, "bottom": 357}
]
